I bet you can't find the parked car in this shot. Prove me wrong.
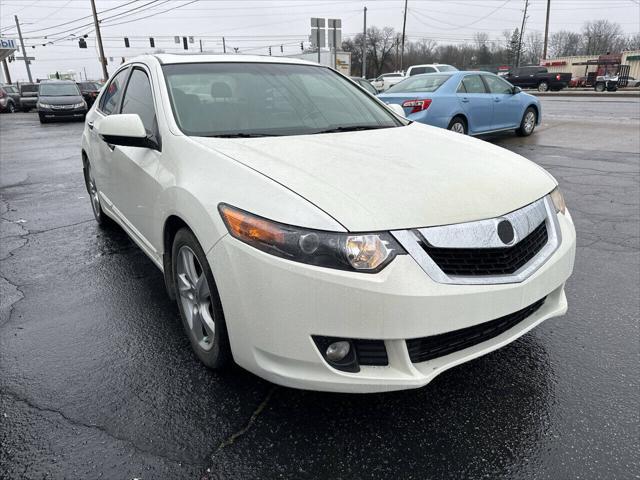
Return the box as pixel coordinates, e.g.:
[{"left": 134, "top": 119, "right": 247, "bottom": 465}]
[
  {"left": 503, "top": 66, "right": 571, "bottom": 92},
  {"left": 0, "top": 84, "right": 21, "bottom": 113},
  {"left": 594, "top": 74, "right": 619, "bottom": 92},
  {"left": 77, "top": 81, "right": 102, "bottom": 107},
  {"left": 82, "top": 54, "right": 575, "bottom": 393},
  {"left": 378, "top": 71, "right": 541, "bottom": 137},
  {"left": 37, "top": 80, "right": 87, "bottom": 123},
  {"left": 350, "top": 76, "right": 378, "bottom": 94},
  {"left": 18, "top": 82, "right": 39, "bottom": 111},
  {"left": 405, "top": 64, "right": 458, "bottom": 76},
  {"left": 371, "top": 72, "right": 405, "bottom": 91},
  {"left": 569, "top": 75, "right": 587, "bottom": 88}
]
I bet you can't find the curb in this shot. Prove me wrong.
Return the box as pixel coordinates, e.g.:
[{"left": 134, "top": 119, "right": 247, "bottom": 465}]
[{"left": 532, "top": 90, "right": 640, "bottom": 98}]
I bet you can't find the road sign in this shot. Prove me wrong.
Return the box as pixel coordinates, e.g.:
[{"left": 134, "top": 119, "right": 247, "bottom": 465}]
[{"left": 310, "top": 17, "right": 326, "bottom": 49}]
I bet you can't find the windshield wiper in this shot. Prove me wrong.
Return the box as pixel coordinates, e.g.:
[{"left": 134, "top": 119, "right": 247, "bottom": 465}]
[
  {"left": 208, "top": 133, "right": 282, "bottom": 138},
  {"left": 310, "top": 125, "right": 392, "bottom": 135}
]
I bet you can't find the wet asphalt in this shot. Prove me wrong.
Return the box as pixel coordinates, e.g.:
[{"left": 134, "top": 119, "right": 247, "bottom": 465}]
[{"left": 0, "top": 97, "right": 638, "bottom": 479}]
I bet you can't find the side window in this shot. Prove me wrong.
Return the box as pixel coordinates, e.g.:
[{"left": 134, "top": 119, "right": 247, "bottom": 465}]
[
  {"left": 483, "top": 75, "right": 513, "bottom": 94},
  {"left": 120, "top": 68, "right": 157, "bottom": 138},
  {"left": 99, "top": 68, "right": 128, "bottom": 115},
  {"left": 461, "top": 75, "right": 486, "bottom": 94}
]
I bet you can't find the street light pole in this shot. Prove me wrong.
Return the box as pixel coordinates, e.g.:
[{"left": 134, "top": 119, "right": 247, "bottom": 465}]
[
  {"left": 14, "top": 15, "right": 33, "bottom": 83},
  {"left": 543, "top": 0, "right": 551, "bottom": 60},
  {"left": 362, "top": 6, "right": 367, "bottom": 78},
  {"left": 400, "top": 0, "right": 408, "bottom": 71},
  {"left": 90, "top": 0, "right": 109, "bottom": 80}
]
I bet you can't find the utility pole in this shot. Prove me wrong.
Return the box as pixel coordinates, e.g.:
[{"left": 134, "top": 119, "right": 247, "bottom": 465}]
[
  {"left": 222, "top": 36, "right": 226, "bottom": 53},
  {"left": 317, "top": 25, "right": 321, "bottom": 63},
  {"left": 89, "top": 0, "right": 109, "bottom": 80},
  {"left": 14, "top": 15, "right": 33, "bottom": 83},
  {"left": 362, "top": 6, "right": 367, "bottom": 78},
  {"left": 543, "top": 0, "right": 551, "bottom": 60},
  {"left": 333, "top": 23, "right": 337, "bottom": 69},
  {"left": 400, "top": 0, "right": 408, "bottom": 71},
  {"left": 516, "top": 0, "right": 529, "bottom": 67}
]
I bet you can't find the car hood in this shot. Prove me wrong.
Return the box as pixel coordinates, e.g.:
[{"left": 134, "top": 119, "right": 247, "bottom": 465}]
[
  {"left": 192, "top": 123, "right": 556, "bottom": 231},
  {"left": 38, "top": 95, "right": 83, "bottom": 105}
]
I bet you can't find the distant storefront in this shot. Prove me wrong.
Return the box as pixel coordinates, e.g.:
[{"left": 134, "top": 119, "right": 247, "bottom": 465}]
[{"left": 541, "top": 50, "right": 640, "bottom": 79}]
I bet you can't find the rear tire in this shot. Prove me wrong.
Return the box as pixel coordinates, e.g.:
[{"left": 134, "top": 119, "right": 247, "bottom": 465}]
[
  {"left": 172, "top": 228, "right": 231, "bottom": 369},
  {"left": 447, "top": 116, "right": 467, "bottom": 134},
  {"left": 595, "top": 82, "right": 605, "bottom": 92},
  {"left": 516, "top": 107, "right": 537, "bottom": 137},
  {"left": 537, "top": 81, "right": 549, "bottom": 92}
]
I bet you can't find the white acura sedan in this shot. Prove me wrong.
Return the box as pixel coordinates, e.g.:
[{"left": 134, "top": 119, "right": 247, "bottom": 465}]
[{"left": 81, "top": 54, "right": 576, "bottom": 393}]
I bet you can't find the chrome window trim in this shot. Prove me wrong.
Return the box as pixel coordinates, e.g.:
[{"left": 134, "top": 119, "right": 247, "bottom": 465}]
[{"left": 391, "top": 195, "right": 561, "bottom": 285}]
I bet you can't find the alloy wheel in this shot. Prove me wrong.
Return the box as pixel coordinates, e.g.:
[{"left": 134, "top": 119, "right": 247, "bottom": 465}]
[
  {"left": 523, "top": 111, "right": 536, "bottom": 134},
  {"left": 450, "top": 122, "right": 465, "bottom": 134},
  {"left": 176, "top": 246, "right": 216, "bottom": 351},
  {"left": 86, "top": 164, "right": 101, "bottom": 218}
]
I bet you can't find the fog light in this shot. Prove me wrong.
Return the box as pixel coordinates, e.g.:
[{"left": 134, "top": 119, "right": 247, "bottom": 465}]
[{"left": 326, "top": 341, "right": 350, "bottom": 361}]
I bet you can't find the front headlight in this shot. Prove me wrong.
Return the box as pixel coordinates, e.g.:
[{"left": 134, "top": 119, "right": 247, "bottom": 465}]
[
  {"left": 550, "top": 187, "right": 566, "bottom": 214},
  {"left": 38, "top": 102, "right": 52, "bottom": 109},
  {"left": 73, "top": 101, "right": 86, "bottom": 108},
  {"left": 219, "top": 204, "right": 404, "bottom": 272}
]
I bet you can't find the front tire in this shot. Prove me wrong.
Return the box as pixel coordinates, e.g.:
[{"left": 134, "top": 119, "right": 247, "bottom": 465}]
[
  {"left": 172, "top": 228, "right": 231, "bottom": 369},
  {"left": 537, "top": 81, "right": 549, "bottom": 92},
  {"left": 82, "top": 158, "right": 114, "bottom": 227},
  {"left": 39, "top": 113, "right": 48, "bottom": 124},
  {"left": 447, "top": 116, "right": 467, "bottom": 134},
  {"left": 516, "top": 107, "right": 537, "bottom": 136},
  {"left": 7, "top": 102, "right": 16, "bottom": 113}
]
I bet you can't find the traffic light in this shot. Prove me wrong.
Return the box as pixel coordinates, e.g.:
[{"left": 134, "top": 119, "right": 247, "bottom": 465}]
[
  {"left": 149, "top": 37, "right": 155, "bottom": 48},
  {"left": 268, "top": 46, "right": 272, "bottom": 56},
  {"left": 124, "top": 37, "right": 130, "bottom": 48},
  {"left": 182, "top": 36, "right": 188, "bottom": 50},
  {"left": 300, "top": 42, "right": 304, "bottom": 51},
  {"left": 280, "top": 45, "right": 283, "bottom": 53},
  {"left": 79, "top": 38, "right": 87, "bottom": 49}
]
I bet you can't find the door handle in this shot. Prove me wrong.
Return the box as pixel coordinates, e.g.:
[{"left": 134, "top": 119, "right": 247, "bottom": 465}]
[
  {"left": 494, "top": 97, "right": 501, "bottom": 102},
  {"left": 461, "top": 97, "right": 470, "bottom": 103}
]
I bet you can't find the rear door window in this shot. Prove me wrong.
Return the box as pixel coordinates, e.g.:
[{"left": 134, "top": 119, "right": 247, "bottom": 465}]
[{"left": 461, "top": 75, "right": 487, "bottom": 94}]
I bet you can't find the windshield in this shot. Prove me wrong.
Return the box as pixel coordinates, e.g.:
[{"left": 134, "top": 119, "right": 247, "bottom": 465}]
[
  {"left": 39, "top": 83, "right": 80, "bottom": 96},
  {"left": 436, "top": 65, "right": 458, "bottom": 72},
  {"left": 163, "top": 62, "right": 401, "bottom": 137},
  {"left": 386, "top": 74, "right": 451, "bottom": 93}
]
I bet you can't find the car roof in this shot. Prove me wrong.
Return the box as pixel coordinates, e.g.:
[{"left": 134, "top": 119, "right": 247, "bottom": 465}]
[
  {"left": 151, "top": 53, "right": 318, "bottom": 67},
  {"left": 40, "top": 80, "right": 76, "bottom": 84}
]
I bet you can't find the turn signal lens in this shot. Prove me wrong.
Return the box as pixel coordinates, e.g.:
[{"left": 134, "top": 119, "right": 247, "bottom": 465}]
[
  {"left": 550, "top": 187, "right": 566, "bottom": 214},
  {"left": 219, "top": 204, "right": 404, "bottom": 272}
]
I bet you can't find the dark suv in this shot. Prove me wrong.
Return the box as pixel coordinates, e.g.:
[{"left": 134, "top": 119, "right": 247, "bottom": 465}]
[
  {"left": 0, "top": 84, "right": 21, "bottom": 113},
  {"left": 37, "top": 80, "right": 87, "bottom": 123},
  {"left": 77, "top": 81, "right": 102, "bottom": 107},
  {"left": 19, "top": 83, "right": 39, "bottom": 111}
]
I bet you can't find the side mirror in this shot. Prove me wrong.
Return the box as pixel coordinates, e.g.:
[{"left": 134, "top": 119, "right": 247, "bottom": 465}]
[
  {"left": 387, "top": 103, "right": 405, "bottom": 117},
  {"left": 95, "top": 114, "right": 158, "bottom": 150},
  {"left": 512, "top": 86, "right": 522, "bottom": 94}
]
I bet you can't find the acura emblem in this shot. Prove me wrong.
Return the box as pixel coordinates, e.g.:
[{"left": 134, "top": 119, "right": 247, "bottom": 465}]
[{"left": 497, "top": 219, "right": 515, "bottom": 245}]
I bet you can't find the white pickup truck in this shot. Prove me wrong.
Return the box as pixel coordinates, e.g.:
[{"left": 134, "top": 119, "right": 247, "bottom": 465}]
[{"left": 371, "top": 64, "right": 458, "bottom": 91}]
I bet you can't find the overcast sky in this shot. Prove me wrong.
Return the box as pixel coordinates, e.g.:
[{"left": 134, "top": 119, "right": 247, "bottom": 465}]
[{"left": 1, "top": 0, "right": 639, "bottom": 81}]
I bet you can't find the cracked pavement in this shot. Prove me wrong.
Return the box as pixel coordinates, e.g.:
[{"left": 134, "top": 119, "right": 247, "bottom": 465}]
[{"left": 1, "top": 97, "right": 638, "bottom": 479}]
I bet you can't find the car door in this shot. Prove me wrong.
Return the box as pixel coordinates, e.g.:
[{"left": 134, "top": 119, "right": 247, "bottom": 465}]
[
  {"left": 107, "top": 66, "right": 163, "bottom": 255},
  {"left": 482, "top": 74, "right": 522, "bottom": 130},
  {"left": 456, "top": 74, "right": 493, "bottom": 133},
  {"left": 90, "top": 67, "right": 130, "bottom": 205}
]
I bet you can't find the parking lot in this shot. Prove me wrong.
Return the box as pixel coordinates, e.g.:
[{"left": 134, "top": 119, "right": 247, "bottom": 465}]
[{"left": 0, "top": 95, "right": 638, "bottom": 479}]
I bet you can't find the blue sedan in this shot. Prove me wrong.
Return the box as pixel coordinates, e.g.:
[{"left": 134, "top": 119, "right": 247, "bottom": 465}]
[{"left": 377, "top": 71, "right": 541, "bottom": 136}]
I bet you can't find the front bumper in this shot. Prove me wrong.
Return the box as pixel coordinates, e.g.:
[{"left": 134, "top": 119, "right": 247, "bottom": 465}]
[
  {"left": 38, "top": 106, "right": 87, "bottom": 119},
  {"left": 209, "top": 211, "right": 576, "bottom": 393}
]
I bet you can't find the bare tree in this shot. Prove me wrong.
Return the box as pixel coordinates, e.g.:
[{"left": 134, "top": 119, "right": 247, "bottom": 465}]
[
  {"left": 582, "top": 20, "right": 625, "bottom": 55},
  {"left": 548, "top": 30, "right": 582, "bottom": 57},
  {"left": 524, "top": 31, "right": 544, "bottom": 65}
]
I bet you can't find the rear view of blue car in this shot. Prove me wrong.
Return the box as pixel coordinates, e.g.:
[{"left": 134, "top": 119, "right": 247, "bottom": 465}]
[{"left": 377, "top": 71, "right": 541, "bottom": 137}]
